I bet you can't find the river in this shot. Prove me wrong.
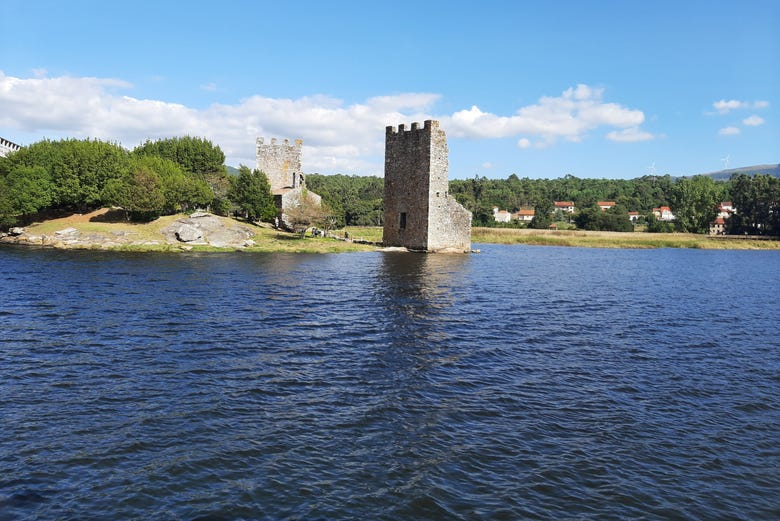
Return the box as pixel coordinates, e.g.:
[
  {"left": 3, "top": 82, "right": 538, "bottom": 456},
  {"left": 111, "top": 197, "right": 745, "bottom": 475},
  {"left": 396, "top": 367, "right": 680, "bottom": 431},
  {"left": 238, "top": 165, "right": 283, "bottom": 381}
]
[{"left": 1, "top": 244, "right": 778, "bottom": 520}]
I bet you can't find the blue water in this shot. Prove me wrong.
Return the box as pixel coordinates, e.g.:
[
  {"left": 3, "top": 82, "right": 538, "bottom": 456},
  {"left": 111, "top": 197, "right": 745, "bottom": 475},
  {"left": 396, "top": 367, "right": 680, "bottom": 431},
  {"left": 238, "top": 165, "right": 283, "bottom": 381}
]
[{"left": 1, "top": 244, "right": 779, "bottom": 520}]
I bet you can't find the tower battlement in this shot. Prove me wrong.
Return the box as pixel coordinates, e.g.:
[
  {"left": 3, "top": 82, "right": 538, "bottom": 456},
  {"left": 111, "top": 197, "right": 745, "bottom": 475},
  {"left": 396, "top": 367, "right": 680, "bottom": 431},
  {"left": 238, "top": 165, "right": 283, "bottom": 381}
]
[{"left": 386, "top": 119, "right": 438, "bottom": 135}]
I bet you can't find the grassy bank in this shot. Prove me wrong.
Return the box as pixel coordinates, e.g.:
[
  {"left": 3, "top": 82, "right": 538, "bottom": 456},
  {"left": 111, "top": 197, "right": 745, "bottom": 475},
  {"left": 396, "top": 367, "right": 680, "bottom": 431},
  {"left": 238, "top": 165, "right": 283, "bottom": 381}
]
[
  {"left": 7, "top": 216, "right": 779, "bottom": 252},
  {"left": 7, "top": 211, "right": 379, "bottom": 253},
  {"left": 342, "top": 225, "right": 780, "bottom": 250},
  {"left": 472, "top": 227, "right": 780, "bottom": 250}
]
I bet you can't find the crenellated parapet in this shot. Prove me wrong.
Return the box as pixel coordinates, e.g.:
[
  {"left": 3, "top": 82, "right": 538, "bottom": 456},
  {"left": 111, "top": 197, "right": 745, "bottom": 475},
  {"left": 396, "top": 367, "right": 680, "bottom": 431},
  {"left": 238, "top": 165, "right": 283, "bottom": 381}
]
[
  {"left": 0, "top": 136, "right": 21, "bottom": 158},
  {"left": 385, "top": 119, "right": 438, "bottom": 135}
]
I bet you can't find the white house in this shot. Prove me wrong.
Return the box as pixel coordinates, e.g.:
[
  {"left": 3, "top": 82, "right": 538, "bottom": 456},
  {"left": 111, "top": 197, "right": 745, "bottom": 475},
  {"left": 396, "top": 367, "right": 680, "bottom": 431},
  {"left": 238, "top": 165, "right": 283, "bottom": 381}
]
[
  {"left": 554, "top": 201, "right": 575, "bottom": 213},
  {"left": 652, "top": 206, "right": 676, "bottom": 221},
  {"left": 492, "top": 206, "right": 512, "bottom": 223}
]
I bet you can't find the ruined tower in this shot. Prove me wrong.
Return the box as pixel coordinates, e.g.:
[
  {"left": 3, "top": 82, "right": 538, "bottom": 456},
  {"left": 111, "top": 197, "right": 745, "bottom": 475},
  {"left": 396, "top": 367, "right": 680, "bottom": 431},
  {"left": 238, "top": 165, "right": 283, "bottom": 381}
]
[
  {"left": 256, "top": 137, "right": 305, "bottom": 191},
  {"left": 383, "top": 120, "right": 471, "bottom": 252},
  {"left": 255, "top": 136, "right": 321, "bottom": 225}
]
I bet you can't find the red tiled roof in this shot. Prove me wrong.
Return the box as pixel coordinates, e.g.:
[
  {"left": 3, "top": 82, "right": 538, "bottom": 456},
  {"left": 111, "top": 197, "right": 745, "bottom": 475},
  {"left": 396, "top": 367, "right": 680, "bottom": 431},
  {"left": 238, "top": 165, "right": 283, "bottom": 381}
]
[
  {"left": 554, "top": 201, "right": 574, "bottom": 207},
  {"left": 597, "top": 201, "right": 615, "bottom": 206}
]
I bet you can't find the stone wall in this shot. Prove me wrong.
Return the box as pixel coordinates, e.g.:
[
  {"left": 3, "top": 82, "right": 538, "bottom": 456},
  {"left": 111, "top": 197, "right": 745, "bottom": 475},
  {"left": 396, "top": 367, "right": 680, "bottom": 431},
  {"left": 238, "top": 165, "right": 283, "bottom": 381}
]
[
  {"left": 256, "top": 137, "right": 304, "bottom": 191},
  {"left": 382, "top": 120, "right": 471, "bottom": 252}
]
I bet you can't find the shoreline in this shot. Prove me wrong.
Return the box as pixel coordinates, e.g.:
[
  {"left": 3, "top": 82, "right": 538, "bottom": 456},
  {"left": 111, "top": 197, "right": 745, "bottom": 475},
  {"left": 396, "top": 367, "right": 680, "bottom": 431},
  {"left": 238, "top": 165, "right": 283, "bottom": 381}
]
[{"left": 2, "top": 213, "right": 779, "bottom": 252}]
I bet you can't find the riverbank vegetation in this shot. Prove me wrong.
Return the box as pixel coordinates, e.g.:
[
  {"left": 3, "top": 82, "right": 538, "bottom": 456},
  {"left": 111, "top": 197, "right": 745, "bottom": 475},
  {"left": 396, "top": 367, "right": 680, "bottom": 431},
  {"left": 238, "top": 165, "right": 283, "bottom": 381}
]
[
  {"left": 340, "top": 226, "right": 779, "bottom": 250},
  {"left": 2, "top": 137, "right": 778, "bottom": 243}
]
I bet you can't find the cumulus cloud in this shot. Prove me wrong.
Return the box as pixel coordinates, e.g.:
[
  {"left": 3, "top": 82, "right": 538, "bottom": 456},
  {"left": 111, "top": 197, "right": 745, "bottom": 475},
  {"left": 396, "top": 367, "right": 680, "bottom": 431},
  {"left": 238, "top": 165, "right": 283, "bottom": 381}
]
[
  {"left": 713, "top": 99, "right": 770, "bottom": 114},
  {"left": 0, "top": 72, "right": 653, "bottom": 174},
  {"left": 718, "top": 126, "right": 741, "bottom": 136},
  {"left": 443, "top": 84, "right": 649, "bottom": 145},
  {"left": 742, "top": 115, "right": 765, "bottom": 126}
]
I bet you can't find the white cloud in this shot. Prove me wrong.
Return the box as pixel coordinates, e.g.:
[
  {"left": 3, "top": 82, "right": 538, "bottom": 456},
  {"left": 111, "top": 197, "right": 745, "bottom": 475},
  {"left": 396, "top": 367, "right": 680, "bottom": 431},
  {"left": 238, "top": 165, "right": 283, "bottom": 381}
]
[
  {"left": 742, "top": 115, "right": 765, "bottom": 126},
  {"left": 606, "top": 127, "right": 655, "bottom": 143},
  {"left": 718, "top": 126, "right": 741, "bottom": 135},
  {"left": 443, "top": 84, "right": 649, "bottom": 145},
  {"left": 713, "top": 99, "right": 770, "bottom": 114},
  {"left": 0, "top": 72, "right": 654, "bottom": 174},
  {"left": 200, "top": 82, "right": 218, "bottom": 92}
]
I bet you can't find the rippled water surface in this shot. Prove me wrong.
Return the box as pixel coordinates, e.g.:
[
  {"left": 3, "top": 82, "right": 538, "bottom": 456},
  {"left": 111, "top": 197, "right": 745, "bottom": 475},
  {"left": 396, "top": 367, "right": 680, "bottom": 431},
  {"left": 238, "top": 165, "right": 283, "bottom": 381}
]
[{"left": 1, "top": 244, "right": 779, "bottom": 520}]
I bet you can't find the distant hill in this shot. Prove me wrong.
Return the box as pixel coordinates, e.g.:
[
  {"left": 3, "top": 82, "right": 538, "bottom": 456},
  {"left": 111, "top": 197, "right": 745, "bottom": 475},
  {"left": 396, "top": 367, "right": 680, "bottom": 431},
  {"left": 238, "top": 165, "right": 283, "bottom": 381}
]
[
  {"left": 226, "top": 165, "right": 240, "bottom": 177},
  {"left": 697, "top": 164, "right": 780, "bottom": 181}
]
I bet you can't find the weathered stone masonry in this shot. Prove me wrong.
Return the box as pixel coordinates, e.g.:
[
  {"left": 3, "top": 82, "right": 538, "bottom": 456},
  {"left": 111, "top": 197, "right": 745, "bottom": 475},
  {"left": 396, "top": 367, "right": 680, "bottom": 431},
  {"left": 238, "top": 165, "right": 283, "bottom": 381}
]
[
  {"left": 256, "top": 136, "right": 321, "bottom": 223},
  {"left": 383, "top": 120, "right": 471, "bottom": 252},
  {"left": 255, "top": 137, "right": 304, "bottom": 191}
]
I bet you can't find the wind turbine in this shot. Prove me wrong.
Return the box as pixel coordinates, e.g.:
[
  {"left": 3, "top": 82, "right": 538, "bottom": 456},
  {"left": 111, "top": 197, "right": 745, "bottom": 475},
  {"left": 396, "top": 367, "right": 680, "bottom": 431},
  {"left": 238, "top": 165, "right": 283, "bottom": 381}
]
[{"left": 721, "top": 154, "right": 730, "bottom": 170}]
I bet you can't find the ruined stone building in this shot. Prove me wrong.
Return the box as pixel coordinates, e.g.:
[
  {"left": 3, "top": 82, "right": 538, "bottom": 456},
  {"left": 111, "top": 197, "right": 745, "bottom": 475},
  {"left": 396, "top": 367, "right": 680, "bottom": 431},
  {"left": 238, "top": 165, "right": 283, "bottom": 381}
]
[
  {"left": 255, "top": 137, "right": 321, "bottom": 221},
  {"left": 383, "top": 120, "right": 471, "bottom": 252}
]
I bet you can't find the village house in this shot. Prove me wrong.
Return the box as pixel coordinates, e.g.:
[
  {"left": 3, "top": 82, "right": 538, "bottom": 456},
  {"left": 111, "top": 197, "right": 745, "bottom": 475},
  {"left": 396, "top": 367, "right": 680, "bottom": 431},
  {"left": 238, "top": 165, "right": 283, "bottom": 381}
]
[
  {"left": 514, "top": 208, "right": 535, "bottom": 222},
  {"left": 652, "top": 206, "right": 676, "bottom": 221},
  {"left": 597, "top": 201, "right": 616, "bottom": 211},
  {"left": 717, "top": 202, "right": 734, "bottom": 218},
  {"left": 709, "top": 201, "right": 735, "bottom": 235},
  {"left": 492, "top": 207, "right": 512, "bottom": 223},
  {"left": 709, "top": 217, "right": 727, "bottom": 235},
  {"left": 628, "top": 211, "right": 641, "bottom": 223},
  {"left": 554, "top": 201, "right": 576, "bottom": 213}
]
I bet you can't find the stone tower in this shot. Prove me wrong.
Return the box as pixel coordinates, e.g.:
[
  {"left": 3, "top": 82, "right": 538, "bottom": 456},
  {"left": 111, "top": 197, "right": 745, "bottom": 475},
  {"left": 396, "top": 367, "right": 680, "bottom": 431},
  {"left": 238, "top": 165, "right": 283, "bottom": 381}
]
[
  {"left": 383, "top": 120, "right": 471, "bottom": 252},
  {"left": 255, "top": 136, "right": 321, "bottom": 227},
  {"left": 255, "top": 137, "right": 305, "bottom": 191}
]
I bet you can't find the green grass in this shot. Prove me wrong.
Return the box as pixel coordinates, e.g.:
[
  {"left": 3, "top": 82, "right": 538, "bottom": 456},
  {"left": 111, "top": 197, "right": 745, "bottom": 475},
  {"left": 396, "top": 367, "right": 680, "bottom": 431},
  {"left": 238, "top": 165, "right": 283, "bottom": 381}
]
[{"left": 13, "top": 215, "right": 780, "bottom": 252}]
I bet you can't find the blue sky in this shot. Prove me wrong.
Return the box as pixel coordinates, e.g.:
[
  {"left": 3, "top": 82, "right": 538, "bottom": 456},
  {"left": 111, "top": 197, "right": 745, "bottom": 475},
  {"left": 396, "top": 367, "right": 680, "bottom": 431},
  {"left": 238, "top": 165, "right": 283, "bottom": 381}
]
[{"left": 1, "top": 0, "right": 778, "bottom": 179}]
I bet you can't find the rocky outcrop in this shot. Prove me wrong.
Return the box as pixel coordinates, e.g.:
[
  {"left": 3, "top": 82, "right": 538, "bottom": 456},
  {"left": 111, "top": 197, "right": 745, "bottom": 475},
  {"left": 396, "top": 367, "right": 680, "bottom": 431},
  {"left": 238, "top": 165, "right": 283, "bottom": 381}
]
[{"left": 161, "top": 213, "right": 253, "bottom": 247}]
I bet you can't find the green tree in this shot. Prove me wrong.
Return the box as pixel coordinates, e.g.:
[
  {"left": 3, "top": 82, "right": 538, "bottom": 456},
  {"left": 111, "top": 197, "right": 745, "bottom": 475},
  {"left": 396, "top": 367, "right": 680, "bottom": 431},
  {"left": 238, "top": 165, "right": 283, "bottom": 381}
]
[
  {"left": 2, "top": 138, "right": 130, "bottom": 212},
  {"left": 1, "top": 165, "right": 53, "bottom": 218},
  {"left": 102, "top": 166, "right": 166, "bottom": 222},
  {"left": 133, "top": 136, "right": 225, "bottom": 176},
  {"left": 727, "top": 173, "right": 780, "bottom": 235},
  {"left": 669, "top": 175, "right": 724, "bottom": 233},
  {"left": 283, "top": 190, "right": 329, "bottom": 235},
  {"left": 228, "top": 166, "right": 277, "bottom": 221},
  {"left": 529, "top": 199, "right": 553, "bottom": 229}
]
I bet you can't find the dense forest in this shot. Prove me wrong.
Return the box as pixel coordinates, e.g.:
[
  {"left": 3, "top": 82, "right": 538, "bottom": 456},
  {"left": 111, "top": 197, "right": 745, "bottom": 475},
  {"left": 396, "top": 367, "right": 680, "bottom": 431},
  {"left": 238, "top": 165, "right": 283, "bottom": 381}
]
[{"left": 2, "top": 137, "right": 778, "bottom": 236}]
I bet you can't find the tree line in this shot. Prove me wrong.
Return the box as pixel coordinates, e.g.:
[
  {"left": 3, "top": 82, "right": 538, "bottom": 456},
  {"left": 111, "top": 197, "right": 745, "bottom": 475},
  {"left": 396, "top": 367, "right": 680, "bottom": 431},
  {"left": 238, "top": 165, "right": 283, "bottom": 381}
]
[{"left": 308, "top": 171, "right": 780, "bottom": 235}]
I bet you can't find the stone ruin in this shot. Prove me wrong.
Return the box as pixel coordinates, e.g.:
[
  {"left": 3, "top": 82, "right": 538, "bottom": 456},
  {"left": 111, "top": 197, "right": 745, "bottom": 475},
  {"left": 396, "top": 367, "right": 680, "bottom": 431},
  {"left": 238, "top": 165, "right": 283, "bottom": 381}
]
[
  {"left": 255, "top": 137, "right": 321, "bottom": 224},
  {"left": 383, "top": 120, "right": 471, "bottom": 252}
]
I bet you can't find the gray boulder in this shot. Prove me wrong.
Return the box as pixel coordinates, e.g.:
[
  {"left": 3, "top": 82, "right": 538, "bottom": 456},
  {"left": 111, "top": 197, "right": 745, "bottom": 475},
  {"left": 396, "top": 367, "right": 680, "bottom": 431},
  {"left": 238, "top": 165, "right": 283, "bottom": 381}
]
[{"left": 175, "top": 224, "right": 203, "bottom": 243}]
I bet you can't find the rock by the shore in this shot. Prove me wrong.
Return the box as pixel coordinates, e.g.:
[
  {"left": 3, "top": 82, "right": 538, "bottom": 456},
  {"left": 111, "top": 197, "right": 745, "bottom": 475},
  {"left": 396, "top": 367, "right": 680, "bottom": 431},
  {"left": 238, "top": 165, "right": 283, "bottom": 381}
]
[{"left": 174, "top": 224, "right": 203, "bottom": 243}]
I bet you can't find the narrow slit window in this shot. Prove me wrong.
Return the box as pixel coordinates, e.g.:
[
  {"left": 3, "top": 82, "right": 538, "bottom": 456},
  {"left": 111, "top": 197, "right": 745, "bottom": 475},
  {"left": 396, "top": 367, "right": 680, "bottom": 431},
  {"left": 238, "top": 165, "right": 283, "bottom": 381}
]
[{"left": 399, "top": 212, "right": 407, "bottom": 230}]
